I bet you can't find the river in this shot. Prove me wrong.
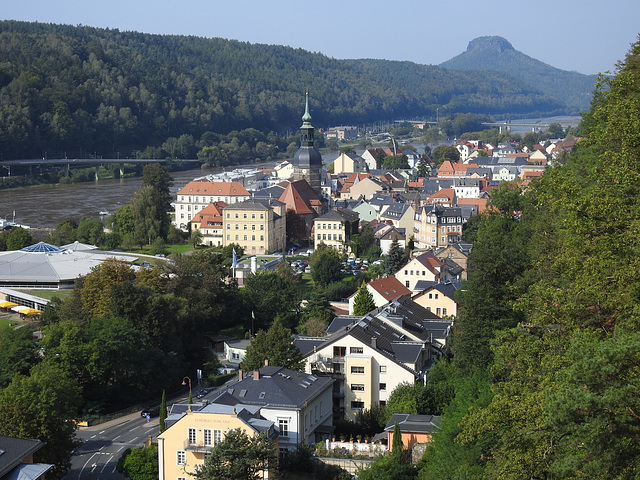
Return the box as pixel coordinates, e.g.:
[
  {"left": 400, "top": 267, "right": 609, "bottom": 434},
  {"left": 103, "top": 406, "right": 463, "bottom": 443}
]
[{"left": 0, "top": 166, "right": 229, "bottom": 231}]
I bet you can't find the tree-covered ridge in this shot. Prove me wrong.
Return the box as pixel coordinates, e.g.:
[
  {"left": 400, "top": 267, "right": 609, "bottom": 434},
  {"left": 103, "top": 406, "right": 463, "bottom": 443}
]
[
  {"left": 0, "top": 20, "right": 567, "bottom": 160},
  {"left": 440, "top": 35, "right": 600, "bottom": 113},
  {"left": 419, "top": 35, "right": 640, "bottom": 479}
]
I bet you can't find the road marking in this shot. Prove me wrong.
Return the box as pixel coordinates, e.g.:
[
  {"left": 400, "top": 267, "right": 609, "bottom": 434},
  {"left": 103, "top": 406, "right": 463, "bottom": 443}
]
[
  {"left": 113, "top": 435, "right": 121, "bottom": 441},
  {"left": 100, "top": 454, "right": 113, "bottom": 473},
  {"left": 99, "top": 430, "right": 105, "bottom": 434},
  {"left": 128, "top": 427, "right": 137, "bottom": 432},
  {"left": 79, "top": 452, "right": 99, "bottom": 479},
  {"left": 90, "top": 434, "right": 97, "bottom": 439},
  {"left": 116, "top": 446, "right": 124, "bottom": 452}
]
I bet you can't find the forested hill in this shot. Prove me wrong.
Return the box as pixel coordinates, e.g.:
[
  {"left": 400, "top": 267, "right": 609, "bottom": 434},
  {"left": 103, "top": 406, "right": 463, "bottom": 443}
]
[
  {"left": 0, "top": 21, "right": 566, "bottom": 160},
  {"left": 440, "top": 36, "right": 599, "bottom": 113},
  {"left": 419, "top": 37, "right": 640, "bottom": 478}
]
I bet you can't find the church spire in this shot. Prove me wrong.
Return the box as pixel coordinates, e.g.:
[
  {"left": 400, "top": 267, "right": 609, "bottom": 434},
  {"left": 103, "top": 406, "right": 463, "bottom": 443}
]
[
  {"left": 302, "top": 90, "right": 312, "bottom": 125},
  {"left": 300, "top": 90, "right": 314, "bottom": 148}
]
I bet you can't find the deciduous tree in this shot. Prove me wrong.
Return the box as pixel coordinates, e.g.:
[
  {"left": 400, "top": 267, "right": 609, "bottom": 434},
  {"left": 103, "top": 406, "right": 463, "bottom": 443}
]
[
  {"left": 195, "top": 429, "right": 278, "bottom": 480},
  {"left": 241, "top": 319, "right": 304, "bottom": 372}
]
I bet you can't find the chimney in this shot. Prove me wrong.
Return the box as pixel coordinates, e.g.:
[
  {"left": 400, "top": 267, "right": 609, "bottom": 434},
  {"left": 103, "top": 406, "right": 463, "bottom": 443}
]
[
  {"left": 371, "top": 337, "right": 377, "bottom": 349},
  {"left": 253, "top": 370, "right": 260, "bottom": 380},
  {"left": 238, "top": 369, "right": 243, "bottom": 381},
  {"left": 264, "top": 359, "right": 269, "bottom": 366}
]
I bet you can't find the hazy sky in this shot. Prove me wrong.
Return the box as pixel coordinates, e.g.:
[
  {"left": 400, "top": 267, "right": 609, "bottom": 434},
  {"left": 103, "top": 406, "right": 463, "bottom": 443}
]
[{"left": 3, "top": 0, "right": 638, "bottom": 75}]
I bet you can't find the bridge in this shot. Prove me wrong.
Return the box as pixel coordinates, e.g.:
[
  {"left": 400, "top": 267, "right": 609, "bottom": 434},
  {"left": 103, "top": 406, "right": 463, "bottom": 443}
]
[
  {"left": 482, "top": 118, "right": 581, "bottom": 133},
  {"left": 1, "top": 157, "right": 200, "bottom": 180}
]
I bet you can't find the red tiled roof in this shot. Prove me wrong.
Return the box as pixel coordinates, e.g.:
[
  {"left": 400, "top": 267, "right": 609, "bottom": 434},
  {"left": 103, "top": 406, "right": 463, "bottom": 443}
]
[
  {"left": 178, "top": 181, "right": 250, "bottom": 196},
  {"left": 278, "top": 180, "right": 322, "bottom": 215},
  {"left": 367, "top": 276, "right": 411, "bottom": 301}
]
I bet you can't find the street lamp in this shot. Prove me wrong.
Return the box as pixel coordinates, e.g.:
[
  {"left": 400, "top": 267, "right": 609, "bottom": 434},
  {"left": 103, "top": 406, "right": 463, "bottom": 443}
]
[{"left": 182, "top": 376, "right": 192, "bottom": 410}]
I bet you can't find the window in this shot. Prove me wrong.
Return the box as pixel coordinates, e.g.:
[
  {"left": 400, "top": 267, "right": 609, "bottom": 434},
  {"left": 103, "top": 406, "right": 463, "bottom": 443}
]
[
  {"left": 351, "top": 401, "right": 365, "bottom": 410},
  {"left": 252, "top": 235, "right": 255, "bottom": 241},
  {"left": 351, "top": 366, "right": 364, "bottom": 374},
  {"left": 333, "top": 346, "right": 346, "bottom": 357},
  {"left": 279, "top": 419, "right": 289, "bottom": 437},
  {"left": 442, "top": 308, "right": 447, "bottom": 316},
  {"left": 243, "top": 214, "right": 247, "bottom": 218},
  {"left": 177, "top": 451, "right": 186, "bottom": 465},
  {"left": 380, "top": 365, "right": 387, "bottom": 373},
  {"left": 227, "top": 224, "right": 231, "bottom": 229},
  {"left": 244, "top": 235, "right": 247, "bottom": 241},
  {"left": 351, "top": 384, "right": 365, "bottom": 391},
  {"left": 350, "top": 347, "right": 363, "bottom": 354},
  {"left": 204, "top": 429, "right": 212, "bottom": 446},
  {"left": 188, "top": 428, "right": 196, "bottom": 444},
  {"left": 436, "top": 308, "right": 441, "bottom": 315},
  {"left": 252, "top": 213, "right": 255, "bottom": 219},
  {"left": 428, "top": 293, "right": 433, "bottom": 299},
  {"left": 380, "top": 383, "right": 387, "bottom": 390},
  {"left": 435, "top": 293, "right": 439, "bottom": 299}
]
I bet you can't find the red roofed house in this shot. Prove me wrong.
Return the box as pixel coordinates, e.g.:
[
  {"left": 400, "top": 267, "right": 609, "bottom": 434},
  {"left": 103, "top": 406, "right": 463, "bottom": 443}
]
[
  {"left": 347, "top": 276, "right": 411, "bottom": 314},
  {"left": 394, "top": 251, "right": 444, "bottom": 291},
  {"left": 437, "top": 161, "right": 479, "bottom": 179},
  {"left": 189, "top": 201, "right": 228, "bottom": 246},
  {"left": 173, "top": 180, "right": 250, "bottom": 230}
]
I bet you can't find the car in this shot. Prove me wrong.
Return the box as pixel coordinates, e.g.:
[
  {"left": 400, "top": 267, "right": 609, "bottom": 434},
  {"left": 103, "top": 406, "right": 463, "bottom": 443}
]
[
  {"left": 196, "top": 387, "right": 214, "bottom": 398},
  {"left": 141, "top": 405, "right": 161, "bottom": 418},
  {"left": 140, "top": 261, "right": 153, "bottom": 268}
]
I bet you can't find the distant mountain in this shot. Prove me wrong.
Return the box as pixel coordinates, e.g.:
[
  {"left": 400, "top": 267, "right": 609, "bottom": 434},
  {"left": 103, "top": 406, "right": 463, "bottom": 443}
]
[{"left": 440, "top": 36, "right": 598, "bottom": 113}]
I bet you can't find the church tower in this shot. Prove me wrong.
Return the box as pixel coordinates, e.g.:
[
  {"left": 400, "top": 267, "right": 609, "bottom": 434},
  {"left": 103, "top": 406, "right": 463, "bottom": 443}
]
[{"left": 292, "top": 91, "right": 323, "bottom": 196}]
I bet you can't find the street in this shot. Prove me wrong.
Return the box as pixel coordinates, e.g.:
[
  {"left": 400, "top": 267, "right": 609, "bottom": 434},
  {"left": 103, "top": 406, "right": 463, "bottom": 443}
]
[{"left": 64, "top": 412, "right": 159, "bottom": 480}]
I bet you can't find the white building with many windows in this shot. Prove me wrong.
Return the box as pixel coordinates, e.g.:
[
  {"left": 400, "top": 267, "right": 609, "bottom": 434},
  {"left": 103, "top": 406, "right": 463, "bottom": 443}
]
[{"left": 173, "top": 180, "right": 250, "bottom": 229}]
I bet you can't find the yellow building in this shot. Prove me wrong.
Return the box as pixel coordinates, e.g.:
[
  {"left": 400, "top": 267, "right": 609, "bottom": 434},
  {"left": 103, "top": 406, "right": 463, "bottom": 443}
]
[
  {"left": 223, "top": 198, "right": 286, "bottom": 255},
  {"left": 157, "top": 403, "right": 278, "bottom": 480}
]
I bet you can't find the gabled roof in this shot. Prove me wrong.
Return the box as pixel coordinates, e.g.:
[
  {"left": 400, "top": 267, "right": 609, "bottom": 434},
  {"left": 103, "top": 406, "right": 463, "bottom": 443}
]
[
  {"left": 278, "top": 180, "right": 322, "bottom": 215},
  {"left": 297, "top": 297, "right": 440, "bottom": 373},
  {"left": 366, "top": 276, "right": 411, "bottom": 302},
  {"left": 410, "top": 251, "right": 445, "bottom": 273},
  {"left": 189, "top": 201, "right": 228, "bottom": 224},
  {"left": 0, "top": 436, "right": 47, "bottom": 479},
  {"left": 413, "top": 279, "right": 462, "bottom": 299},
  {"left": 177, "top": 180, "right": 250, "bottom": 196}
]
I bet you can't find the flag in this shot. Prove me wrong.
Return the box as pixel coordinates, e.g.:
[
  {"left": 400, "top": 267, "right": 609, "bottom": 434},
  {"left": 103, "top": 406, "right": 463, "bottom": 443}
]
[{"left": 232, "top": 248, "right": 238, "bottom": 268}]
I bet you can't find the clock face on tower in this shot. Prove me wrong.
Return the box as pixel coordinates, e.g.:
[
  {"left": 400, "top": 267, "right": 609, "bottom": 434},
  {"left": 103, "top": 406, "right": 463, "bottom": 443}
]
[{"left": 302, "top": 169, "right": 307, "bottom": 174}]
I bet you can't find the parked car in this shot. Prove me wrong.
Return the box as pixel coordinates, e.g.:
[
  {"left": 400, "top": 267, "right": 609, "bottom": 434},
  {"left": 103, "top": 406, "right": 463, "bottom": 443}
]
[
  {"left": 196, "top": 387, "right": 214, "bottom": 399},
  {"left": 141, "top": 405, "right": 161, "bottom": 418}
]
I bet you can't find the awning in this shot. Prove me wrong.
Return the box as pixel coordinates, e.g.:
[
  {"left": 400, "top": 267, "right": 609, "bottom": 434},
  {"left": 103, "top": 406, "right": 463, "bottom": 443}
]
[
  {"left": 0, "top": 301, "right": 18, "bottom": 308},
  {"left": 10, "top": 305, "right": 28, "bottom": 312},
  {"left": 20, "top": 308, "right": 42, "bottom": 315}
]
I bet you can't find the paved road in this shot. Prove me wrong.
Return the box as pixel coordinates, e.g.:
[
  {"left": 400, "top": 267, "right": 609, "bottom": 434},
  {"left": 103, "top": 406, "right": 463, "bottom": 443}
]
[{"left": 64, "top": 412, "right": 159, "bottom": 480}]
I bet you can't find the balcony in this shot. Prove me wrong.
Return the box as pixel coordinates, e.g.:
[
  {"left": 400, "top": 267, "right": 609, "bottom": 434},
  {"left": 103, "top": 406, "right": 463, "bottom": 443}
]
[{"left": 183, "top": 439, "right": 213, "bottom": 453}]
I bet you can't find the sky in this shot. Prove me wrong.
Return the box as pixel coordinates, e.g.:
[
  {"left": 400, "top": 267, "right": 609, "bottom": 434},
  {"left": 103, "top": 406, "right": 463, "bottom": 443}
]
[{"left": 2, "top": 0, "right": 639, "bottom": 76}]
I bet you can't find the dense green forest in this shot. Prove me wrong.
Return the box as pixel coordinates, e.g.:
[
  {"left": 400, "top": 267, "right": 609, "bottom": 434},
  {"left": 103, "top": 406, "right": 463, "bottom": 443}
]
[
  {"left": 0, "top": 20, "right": 567, "bottom": 160},
  {"left": 415, "top": 35, "right": 640, "bottom": 479}
]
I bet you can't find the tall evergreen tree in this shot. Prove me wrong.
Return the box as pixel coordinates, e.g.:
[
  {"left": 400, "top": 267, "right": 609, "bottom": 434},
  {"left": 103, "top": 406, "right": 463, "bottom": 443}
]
[
  {"left": 383, "top": 238, "right": 406, "bottom": 275},
  {"left": 352, "top": 281, "right": 376, "bottom": 316}
]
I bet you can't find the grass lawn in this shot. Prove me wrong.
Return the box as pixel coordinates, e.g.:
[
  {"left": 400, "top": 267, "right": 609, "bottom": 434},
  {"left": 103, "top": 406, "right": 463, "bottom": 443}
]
[
  {"left": 21, "top": 289, "right": 74, "bottom": 301},
  {"left": 0, "top": 317, "right": 15, "bottom": 330}
]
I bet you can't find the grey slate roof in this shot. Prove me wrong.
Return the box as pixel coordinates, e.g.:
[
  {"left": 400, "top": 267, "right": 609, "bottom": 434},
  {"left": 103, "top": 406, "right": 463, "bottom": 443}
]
[
  {"left": 384, "top": 414, "right": 442, "bottom": 434},
  {"left": 295, "top": 296, "right": 441, "bottom": 374},
  {"left": 414, "top": 279, "right": 462, "bottom": 298},
  {"left": 0, "top": 436, "right": 47, "bottom": 479},
  {"left": 315, "top": 208, "right": 359, "bottom": 223},
  {"left": 217, "top": 366, "right": 333, "bottom": 409}
]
